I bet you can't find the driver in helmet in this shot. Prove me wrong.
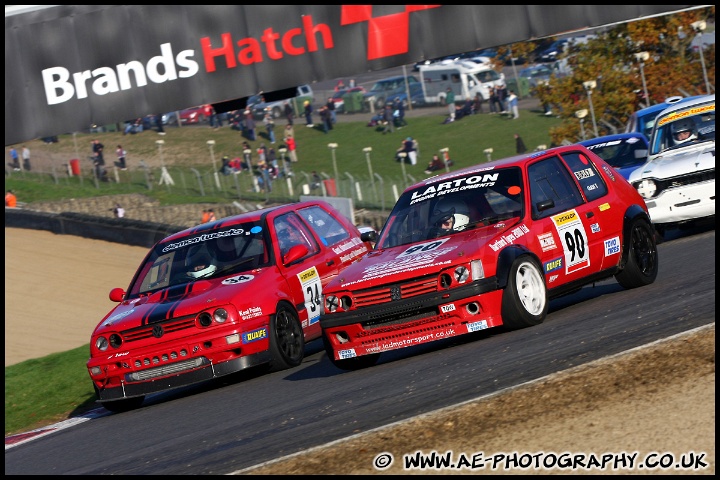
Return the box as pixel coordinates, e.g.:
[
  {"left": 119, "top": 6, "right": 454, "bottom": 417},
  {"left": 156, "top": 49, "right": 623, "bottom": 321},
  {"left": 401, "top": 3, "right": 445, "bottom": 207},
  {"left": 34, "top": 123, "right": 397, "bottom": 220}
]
[
  {"left": 429, "top": 197, "right": 471, "bottom": 238},
  {"left": 185, "top": 246, "right": 217, "bottom": 279},
  {"left": 671, "top": 119, "right": 697, "bottom": 146}
]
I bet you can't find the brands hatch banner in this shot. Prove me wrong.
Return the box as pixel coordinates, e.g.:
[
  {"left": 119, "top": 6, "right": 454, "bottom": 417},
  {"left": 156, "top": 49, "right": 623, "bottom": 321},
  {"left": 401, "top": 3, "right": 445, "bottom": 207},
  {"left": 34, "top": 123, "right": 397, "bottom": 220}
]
[{"left": 5, "top": 5, "right": 695, "bottom": 145}]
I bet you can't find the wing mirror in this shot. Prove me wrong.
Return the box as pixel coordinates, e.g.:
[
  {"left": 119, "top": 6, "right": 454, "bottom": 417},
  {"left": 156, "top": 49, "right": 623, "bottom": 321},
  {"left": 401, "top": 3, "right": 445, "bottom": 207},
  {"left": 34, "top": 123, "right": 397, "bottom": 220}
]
[
  {"left": 283, "top": 244, "right": 309, "bottom": 265},
  {"left": 109, "top": 288, "right": 126, "bottom": 302}
]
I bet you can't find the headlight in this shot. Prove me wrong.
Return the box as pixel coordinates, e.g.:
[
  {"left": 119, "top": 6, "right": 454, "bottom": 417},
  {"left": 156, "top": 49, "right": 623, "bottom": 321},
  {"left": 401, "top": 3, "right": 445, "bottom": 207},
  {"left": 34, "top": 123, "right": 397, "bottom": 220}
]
[
  {"left": 214, "top": 308, "right": 228, "bottom": 323},
  {"left": 95, "top": 336, "right": 109, "bottom": 351},
  {"left": 635, "top": 179, "right": 657, "bottom": 199},
  {"left": 325, "top": 295, "right": 340, "bottom": 313}
]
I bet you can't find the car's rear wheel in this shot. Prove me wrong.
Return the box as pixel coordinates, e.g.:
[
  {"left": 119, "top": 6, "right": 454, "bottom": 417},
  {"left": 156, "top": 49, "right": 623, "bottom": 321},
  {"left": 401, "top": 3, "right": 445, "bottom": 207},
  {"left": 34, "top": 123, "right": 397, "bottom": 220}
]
[
  {"left": 615, "top": 218, "right": 658, "bottom": 289},
  {"left": 268, "top": 303, "right": 305, "bottom": 371},
  {"left": 501, "top": 257, "right": 547, "bottom": 330},
  {"left": 322, "top": 334, "right": 380, "bottom": 370}
]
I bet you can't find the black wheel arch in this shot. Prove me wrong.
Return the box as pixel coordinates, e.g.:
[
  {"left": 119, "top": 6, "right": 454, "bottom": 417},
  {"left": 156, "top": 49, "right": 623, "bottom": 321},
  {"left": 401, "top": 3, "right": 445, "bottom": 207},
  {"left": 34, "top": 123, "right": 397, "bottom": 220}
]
[
  {"left": 495, "top": 244, "right": 539, "bottom": 290},
  {"left": 621, "top": 205, "right": 653, "bottom": 267}
]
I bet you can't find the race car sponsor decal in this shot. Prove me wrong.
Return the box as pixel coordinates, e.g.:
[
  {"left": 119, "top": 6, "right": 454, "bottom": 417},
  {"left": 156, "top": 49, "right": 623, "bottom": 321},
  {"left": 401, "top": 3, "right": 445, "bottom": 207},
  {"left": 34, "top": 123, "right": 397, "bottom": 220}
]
[
  {"left": 364, "top": 327, "right": 459, "bottom": 353},
  {"left": 598, "top": 203, "right": 611, "bottom": 211},
  {"left": 239, "top": 306, "right": 262, "bottom": 320},
  {"left": 574, "top": 168, "right": 595, "bottom": 181},
  {"left": 222, "top": 273, "right": 255, "bottom": 285},
  {"left": 340, "top": 247, "right": 367, "bottom": 263},
  {"left": 341, "top": 239, "right": 455, "bottom": 285},
  {"left": 657, "top": 103, "right": 714, "bottom": 126},
  {"left": 466, "top": 320, "right": 488, "bottom": 332},
  {"left": 161, "top": 227, "right": 247, "bottom": 252},
  {"left": 440, "top": 303, "right": 456, "bottom": 313},
  {"left": 105, "top": 309, "right": 134, "bottom": 325},
  {"left": 604, "top": 236, "right": 620, "bottom": 256},
  {"left": 299, "top": 266, "right": 322, "bottom": 325},
  {"left": 537, "top": 232, "right": 557, "bottom": 252},
  {"left": 242, "top": 327, "right": 267, "bottom": 343},
  {"left": 410, "top": 172, "right": 499, "bottom": 204},
  {"left": 601, "top": 164, "right": 616, "bottom": 182},
  {"left": 489, "top": 224, "right": 530, "bottom": 252},
  {"left": 397, "top": 238, "right": 450, "bottom": 258},
  {"left": 544, "top": 257, "right": 563, "bottom": 274},
  {"left": 591, "top": 223, "right": 600, "bottom": 233},
  {"left": 332, "top": 237, "right": 363, "bottom": 255},
  {"left": 551, "top": 209, "right": 590, "bottom": 274},
  {"left": 339, "top": 348, "right": 358, "bottom": 359},
  {"left": 548, "top": 274, "right": 559, "bottom": 283}
]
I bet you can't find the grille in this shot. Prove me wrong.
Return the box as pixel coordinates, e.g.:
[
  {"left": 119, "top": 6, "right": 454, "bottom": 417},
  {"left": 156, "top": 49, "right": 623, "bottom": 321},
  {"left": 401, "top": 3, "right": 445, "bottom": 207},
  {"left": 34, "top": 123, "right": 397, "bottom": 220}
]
[
  {"left": 654, "top": 169, "right": 715, "bottom": 196},
  {"left": 127, "top": 357, "right": 207, "bottom": 382},
  {"left": 122, "top": 316, "right": 197, "bottom": 342},
  {"left": 352, "top": 275, "right": 439, "bottom": 308}
]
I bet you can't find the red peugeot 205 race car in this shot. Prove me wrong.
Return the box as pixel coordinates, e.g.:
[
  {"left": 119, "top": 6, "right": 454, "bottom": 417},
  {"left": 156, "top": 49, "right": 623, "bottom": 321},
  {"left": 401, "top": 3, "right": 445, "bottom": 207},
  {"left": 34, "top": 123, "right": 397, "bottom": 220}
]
[
  {"left": 320, "top": 144, "right": 659, "bottom": 370},
  {"left": 87, "top": 200, "right": 375, "bottom": 411}
]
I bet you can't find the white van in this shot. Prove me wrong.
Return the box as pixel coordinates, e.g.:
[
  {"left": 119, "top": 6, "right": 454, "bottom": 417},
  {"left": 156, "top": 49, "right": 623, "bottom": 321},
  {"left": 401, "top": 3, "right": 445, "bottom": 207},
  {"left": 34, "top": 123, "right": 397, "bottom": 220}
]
[{"left": 418, "top": 61, "right": 505, "bottom": 105}]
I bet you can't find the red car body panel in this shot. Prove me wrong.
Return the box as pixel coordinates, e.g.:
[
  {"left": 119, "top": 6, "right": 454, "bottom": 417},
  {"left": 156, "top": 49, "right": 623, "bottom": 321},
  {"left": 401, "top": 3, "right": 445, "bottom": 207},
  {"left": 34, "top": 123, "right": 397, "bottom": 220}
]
[
  {"left": 87, "top": 200, "right": 373, "bottom": 405},
  {"left": 320, "top": 145, "right": 655, "bottom": 365}
]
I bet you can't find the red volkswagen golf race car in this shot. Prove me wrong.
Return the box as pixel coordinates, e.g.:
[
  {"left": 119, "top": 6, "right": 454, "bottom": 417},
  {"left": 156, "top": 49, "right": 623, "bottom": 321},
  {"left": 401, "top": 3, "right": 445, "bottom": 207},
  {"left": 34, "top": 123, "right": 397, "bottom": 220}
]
[
  {"left": 87, "top": 200, "right": 375, "bottom": 411},
  {"left": 320, "top": 145, "right": 659, "bottom": 370}
]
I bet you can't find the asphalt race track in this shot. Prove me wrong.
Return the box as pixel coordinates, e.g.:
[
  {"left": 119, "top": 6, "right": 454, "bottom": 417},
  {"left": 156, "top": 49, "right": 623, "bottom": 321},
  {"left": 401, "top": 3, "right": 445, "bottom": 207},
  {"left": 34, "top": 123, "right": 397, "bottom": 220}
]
[{"left": 5, "top": 223, "right": 715, "bottom": 474}]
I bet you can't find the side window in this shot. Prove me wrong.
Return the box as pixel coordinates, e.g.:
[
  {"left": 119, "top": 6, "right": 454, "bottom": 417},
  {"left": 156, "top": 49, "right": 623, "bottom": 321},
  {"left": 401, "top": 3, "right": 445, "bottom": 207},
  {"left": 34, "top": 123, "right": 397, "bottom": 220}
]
[
  {"left": 450, "top": 73, "right": 461, "bottom": 84},
  {"left": 528, "top": 156, "right": 584, "bottom": 220},
  {"left": 297, "top": 205, "right": 351, "bottom": 247},
  {"left": 560, "top": 151, "right": 608, "bottom": 202},
  {"left": 273, "top": 212, "right": 320, "bottom": 258}
]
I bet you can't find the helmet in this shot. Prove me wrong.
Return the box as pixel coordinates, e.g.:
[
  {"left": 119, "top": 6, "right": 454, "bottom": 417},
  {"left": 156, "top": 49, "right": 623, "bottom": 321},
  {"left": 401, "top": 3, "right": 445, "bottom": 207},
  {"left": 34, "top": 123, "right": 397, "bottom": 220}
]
[
  {"left": 432, "top": 197, "right": 470, "bottom": 232},
  {"left": 185, "top": 245, "right": 217, "bottom": 279},
  {"left": 671, "top": 119, "right": 697, "bottom": 146}
]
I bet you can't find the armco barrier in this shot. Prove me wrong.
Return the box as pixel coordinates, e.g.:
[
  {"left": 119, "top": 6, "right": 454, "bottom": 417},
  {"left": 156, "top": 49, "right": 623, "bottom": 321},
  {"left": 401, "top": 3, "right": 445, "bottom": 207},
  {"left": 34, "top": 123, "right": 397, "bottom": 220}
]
[{"left": 5, "top": 208, "right": 185, "bottom": 249}]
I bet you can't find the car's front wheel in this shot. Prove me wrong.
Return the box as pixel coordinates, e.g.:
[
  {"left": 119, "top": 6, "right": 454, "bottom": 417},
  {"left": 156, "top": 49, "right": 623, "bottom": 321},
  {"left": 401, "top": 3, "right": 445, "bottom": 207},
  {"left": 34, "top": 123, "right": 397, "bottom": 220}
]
[
  {"left": 501, "top": 257, "right": 547, "bottom": 330},
  {"left": 268, "top": 303, "right": 305, "bottom": 371},
  {"left": 615, "top": 218, "right": 658, "bottom": 289}
]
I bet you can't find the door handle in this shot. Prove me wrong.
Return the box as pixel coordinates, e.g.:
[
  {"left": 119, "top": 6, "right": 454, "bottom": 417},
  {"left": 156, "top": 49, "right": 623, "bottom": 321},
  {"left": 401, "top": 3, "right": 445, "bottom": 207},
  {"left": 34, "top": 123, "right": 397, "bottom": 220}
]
[
  {"left": 586, "top": 211, "right": 594, "bottom": 218},
  {"left": 326, "top": 260, "right": 335, "bottom": 266}
]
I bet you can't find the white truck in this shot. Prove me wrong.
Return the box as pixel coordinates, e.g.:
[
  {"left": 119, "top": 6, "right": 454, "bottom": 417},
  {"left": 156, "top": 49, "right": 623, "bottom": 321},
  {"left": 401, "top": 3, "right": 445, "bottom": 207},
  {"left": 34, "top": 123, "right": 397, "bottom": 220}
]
[
  {"left": 418, "top": 61, "right": 505, "bottom": 105},
  {"left": 250, "top": 84, "right": 314, "bottom": 120}
]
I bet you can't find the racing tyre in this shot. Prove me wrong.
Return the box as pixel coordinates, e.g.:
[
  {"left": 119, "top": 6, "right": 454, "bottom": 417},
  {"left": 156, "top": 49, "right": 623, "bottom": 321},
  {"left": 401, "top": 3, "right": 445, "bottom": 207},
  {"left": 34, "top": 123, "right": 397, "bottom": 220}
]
[
  {"left": 501, "top": 257, "right": 547, "bottom": 330},
  {"left": 322, "top": 334, "right": 380, "bottom": 370},
  {"left": 615, "top": 219, "right": 658, "bottom": 289},
  {"left": 268, "top": 303, "right": 305, "bottom": 372}
]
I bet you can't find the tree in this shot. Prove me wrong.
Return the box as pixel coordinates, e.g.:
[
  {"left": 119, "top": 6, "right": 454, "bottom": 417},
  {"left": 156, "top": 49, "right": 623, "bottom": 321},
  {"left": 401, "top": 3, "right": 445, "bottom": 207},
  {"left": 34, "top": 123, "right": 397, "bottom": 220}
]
[{"left": 532, "top": 6, "right": 715, "bottom": 145}]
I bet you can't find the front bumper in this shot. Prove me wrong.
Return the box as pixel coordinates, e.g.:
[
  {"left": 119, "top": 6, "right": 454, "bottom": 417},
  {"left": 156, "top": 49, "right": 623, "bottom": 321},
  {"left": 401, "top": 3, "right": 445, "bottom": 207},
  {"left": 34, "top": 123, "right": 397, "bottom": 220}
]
[{"left": 645, "top": 180, "right": 715, "bottom": 225}]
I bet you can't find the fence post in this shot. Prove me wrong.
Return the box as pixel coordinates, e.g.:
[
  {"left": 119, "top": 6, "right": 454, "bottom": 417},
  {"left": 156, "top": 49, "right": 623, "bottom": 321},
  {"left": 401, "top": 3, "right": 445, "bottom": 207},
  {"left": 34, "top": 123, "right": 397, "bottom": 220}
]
[{"left": 189, "top": 168, "right": 205, "bottom": 196}]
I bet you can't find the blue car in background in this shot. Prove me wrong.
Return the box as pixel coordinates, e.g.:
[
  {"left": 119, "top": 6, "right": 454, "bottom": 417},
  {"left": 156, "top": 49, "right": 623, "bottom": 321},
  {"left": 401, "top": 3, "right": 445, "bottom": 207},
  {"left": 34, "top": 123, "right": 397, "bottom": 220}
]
[
  {"left": 624, "top": 95, "right": 703, "bottom": 139},
  {"left": 579, "top": 132, "right": 649, "bottom": 181}
]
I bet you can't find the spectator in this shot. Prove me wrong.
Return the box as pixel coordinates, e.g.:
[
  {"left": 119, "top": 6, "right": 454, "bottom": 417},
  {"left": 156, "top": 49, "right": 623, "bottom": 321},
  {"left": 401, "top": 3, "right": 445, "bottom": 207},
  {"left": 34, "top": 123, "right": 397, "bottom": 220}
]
[
  {"left": 284, "top": 123, "right": 295, "bottom": 140},
  {"left": 155, "top": 113, "right": 165, "bottom": 135},
  {"left": 201, "top": 209, "right": 210, "bottom": 223},
  {"left": 115, "top": 145, "right": 127, "bottom": 170},
  {"left": 489, "top": 86, "right": 501, "bottom": 114},
  {"left": 382, "top": 104, "right": 394, "bottom": 134},
  {"left": 284, "top": 101, "right": 294, "bottom": 126},
  {"left": 91, "top": 139, "right": 108, "bottom": 181},
  {"left": 286, "top": 136, "right": 298, "bottom": 163},
  {"left": 303, "top": 100, "right": 314, "bottom": 127},
  {"left": 396, "top": 137, "right": 417, "bottom": 164},
  {"left": 21, "top": 145, "right": 31, "bottom": 171},
  {"left": 424, "top": 154, "right": 445, "bottom": 174},
  {"left": 326, "top": 97, "right": 337, "bottom": 124},
  {"left": 310, "top": 171, "right": 322, "bottom": 191},
  {"left": 207, "top": 209, "right": 217, "bottom": 222},
  {"left": 5, "top": 189, "right": 18, "bottom": 208},
  {"left": 244, "top": 110, "right": 256, "bottom": 141},
  {"left": 445, "top": 87, "right": 456, "bottom": 121},
  {"left": 220, "top": 155, "right": 232, "bottom": 175},
  {"left": 112, "top": 203, "right": 125, "bottom": 218},
  {"left": 263, "top": 111, "right": 276, "bottom": 144},
  {"left": 508, "top": 90, "right": 519, "bottom": 119},
  {"left": 497, "top": 84, "right": 509, "bottom": 114},
  {"left": 515, "top": 133, "right": 527, "bottom": 154},
  {"left": 472, "top": 92, "right": 485, "bottom": 114},
  {"left": 8, "top": 146, "right": 20, "bottom": 171},
  {"left": 394, "top": 98, "right": 407, "bottom": 127}
]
